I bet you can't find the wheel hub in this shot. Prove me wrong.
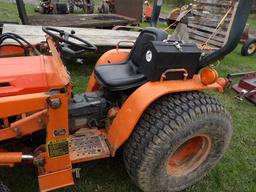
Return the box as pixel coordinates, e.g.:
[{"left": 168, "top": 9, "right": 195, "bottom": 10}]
[
  {"left": 248, "top": 43, "right": 256, "bottom": 55},
  {"left": 167, "top": 135, "right": 212, "bottom": 176}
]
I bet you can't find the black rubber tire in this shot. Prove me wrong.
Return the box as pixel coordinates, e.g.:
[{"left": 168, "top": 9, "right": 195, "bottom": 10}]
[
  {"left": 0, "top": 182, "right": 10, "bottom": 192},
  {"left": 241, "top": 38, "right": 256, "bottom": 56},
  {"left": 123, "top": 91, "right": 233, "bottom": 192}
]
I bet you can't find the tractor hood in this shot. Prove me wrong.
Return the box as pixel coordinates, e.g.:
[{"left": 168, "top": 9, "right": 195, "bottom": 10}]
[{"left": 0, "top": 56, "right": 68, "bottom": 97}]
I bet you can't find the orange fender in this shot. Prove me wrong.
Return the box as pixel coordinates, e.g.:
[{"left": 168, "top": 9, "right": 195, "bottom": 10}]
[
  {"left": 86, "top": 49, "right": 130, "bottom": 92},
  {"left": 107, "top": 75, "right": 226, "bottom": 152}
]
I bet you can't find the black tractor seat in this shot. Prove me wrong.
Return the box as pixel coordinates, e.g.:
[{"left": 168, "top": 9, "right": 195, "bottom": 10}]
[
  {"left": 94, "top": 60, "right": 147, "bottom": 91},
  {"left": 94, "top": 27, "right": 168, "bottom": 91}
]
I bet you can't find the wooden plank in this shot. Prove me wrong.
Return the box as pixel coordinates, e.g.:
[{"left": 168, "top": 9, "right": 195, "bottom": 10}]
[
  {"left": 192, "top": 0, "right": 234, "bottom": 7},
  {"left": 27, "top": 14, "right": 136, "bottom": 28},
  {"left": 188, "top": 23, "right": 227, "bottom": 36},
  {"left": 189, "top": 34, "right": 223, "bottom": 47},
  {"left": 188, "top": 28, "right": 226, "bottom": 43},
  {"left": 194, "top": 5, "right": 234, "bottom": 15},
  {"left": 2, "top": 24, "right": 140, "bottom": 48},
  {"left": 188, "top": 18, "right": 230, "bottom": 29},
  {"left": 191, "top": 10, "right": 232, "bottom": 21}
]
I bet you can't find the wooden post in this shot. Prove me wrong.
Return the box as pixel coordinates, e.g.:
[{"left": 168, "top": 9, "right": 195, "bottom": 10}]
[
  {"left": 15, "top": 0, "right": 29, "bottom": 25},
  {"left": 151, "top": 0, "right": 163, "bottom": 27}
]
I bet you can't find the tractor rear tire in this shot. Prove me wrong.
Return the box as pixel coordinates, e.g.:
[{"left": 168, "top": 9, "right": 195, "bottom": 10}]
[{"left": 123, "top": 91, "right": 233, "bottom": 192}]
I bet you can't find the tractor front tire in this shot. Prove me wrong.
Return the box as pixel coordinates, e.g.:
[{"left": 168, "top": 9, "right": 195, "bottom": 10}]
[{"left": 124, "top": 91, "right": 233, "bottom": 192}]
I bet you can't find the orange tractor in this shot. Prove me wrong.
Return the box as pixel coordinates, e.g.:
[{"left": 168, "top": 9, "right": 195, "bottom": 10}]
[{"left": 0, "top": 0, "right": 252, "bottom": 191}]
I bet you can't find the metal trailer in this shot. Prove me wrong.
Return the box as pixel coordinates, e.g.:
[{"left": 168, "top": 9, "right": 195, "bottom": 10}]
[
  {"left": 227, "top": 72, "right": 256, "bottom": 104},
  {"left": 15, "top": 0, "right": 140, "bottom": 28},
  {"left": 240, "top": 24, "right": 256, "bottom": 56}
]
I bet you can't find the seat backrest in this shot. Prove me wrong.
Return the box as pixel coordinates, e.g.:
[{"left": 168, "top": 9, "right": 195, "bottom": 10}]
[{"left": 130, "top": 27, "right": 168, "bottom": 67}]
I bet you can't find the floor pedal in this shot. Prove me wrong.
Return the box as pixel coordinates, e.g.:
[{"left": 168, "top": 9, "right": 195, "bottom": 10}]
[{"left": 69, "top": 129, "right": 111, "bottom": 164}]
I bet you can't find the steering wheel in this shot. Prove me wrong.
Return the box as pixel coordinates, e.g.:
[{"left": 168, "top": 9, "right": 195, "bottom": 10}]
[{"left": 42, "top": 27, "right": 97, "bottom": 56}]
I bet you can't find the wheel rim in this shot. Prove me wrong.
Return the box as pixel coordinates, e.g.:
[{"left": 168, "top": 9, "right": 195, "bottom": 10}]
[
  {"left": 247, "top": 43, "right": 256, "bottom": 55},
  {"left": 167, "top": 135, "right": 212, "bottom": 176}
]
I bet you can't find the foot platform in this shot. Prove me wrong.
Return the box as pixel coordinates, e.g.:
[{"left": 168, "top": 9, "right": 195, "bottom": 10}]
[{"left": 69, "top": 129, "right": 111, "bottom": 164}]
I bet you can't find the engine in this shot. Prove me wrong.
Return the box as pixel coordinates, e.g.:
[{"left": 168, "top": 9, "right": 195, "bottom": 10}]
[
  {"left": 0, "top": 91, "right": 111, "bottom": 147},
  {"left": 68, "top": 91, "right": 110, "bottom": 132}
]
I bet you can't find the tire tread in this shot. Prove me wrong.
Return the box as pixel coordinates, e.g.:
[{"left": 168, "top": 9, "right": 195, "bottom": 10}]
[{"left": 124, "top": 91, "right": 232, "bottom": 191}]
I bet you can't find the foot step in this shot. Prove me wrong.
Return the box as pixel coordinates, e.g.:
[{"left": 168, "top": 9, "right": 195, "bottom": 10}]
[{"left": 69, "top": 129, "right": 111, "bottom": 164}]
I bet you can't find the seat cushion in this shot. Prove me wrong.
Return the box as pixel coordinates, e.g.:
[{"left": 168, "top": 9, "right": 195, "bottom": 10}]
[
  {"left": 94, "top": 28, "right": 168, "bottom": 91},
  {"left": 94, "top": 61, "right": 147, "bottom": 91}
]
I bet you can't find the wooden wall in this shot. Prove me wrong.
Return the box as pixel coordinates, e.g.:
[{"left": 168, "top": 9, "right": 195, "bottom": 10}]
[{"left": 164, "top": 0, "right": 256, "bottom": 12}]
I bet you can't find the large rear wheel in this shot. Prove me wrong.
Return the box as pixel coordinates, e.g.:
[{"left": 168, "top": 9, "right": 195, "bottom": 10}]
[{"left": 124, "top": 91, "right": 233, "bottom": 192}]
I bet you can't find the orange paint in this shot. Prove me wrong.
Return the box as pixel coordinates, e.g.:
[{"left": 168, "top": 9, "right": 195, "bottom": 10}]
[
  {"left": 39, "top": 168, "right": 74, "bottom": 192},
  {"left": 38, "top": 94, "right": 73, "bottom": 192},
  {"left": 0, "top": 33, "right": 229, "bottom": 192},
  {"left": 200, "top": 68, "right": 218, "bottom": 85},
  {"left": 86, "top": 49, "right": 130, "bottom": 92},
  {"left": 0, "top": 37, "right": 73, "bottom": 191},
  {"left": 167, "top": 135, "right": 211, "bottom": 176},
  {"left": 0, "top": 152, "right": 22, "bottom": 167},
  {"left": 107, "top": 75, "right": 225, "bottom": 152},
  {"left": 0, "top": 93, "right": 48, "bottom": 118},
  {"left": 0, "top": 45, "right": 25, "bottom": 57},
  {"left": 46, "top": 38, "right": 70, "bottom": 86},
  {"left": 0, "top": 38, "right": 70, "bottom": 97},
  {"left": 0, "top": 110, "right": 47, "bottom": 141}
]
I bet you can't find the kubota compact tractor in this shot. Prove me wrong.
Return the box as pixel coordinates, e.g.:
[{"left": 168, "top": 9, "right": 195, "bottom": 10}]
[{"left": 0, "top": 0, "right": 252, "bottom": 191}]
